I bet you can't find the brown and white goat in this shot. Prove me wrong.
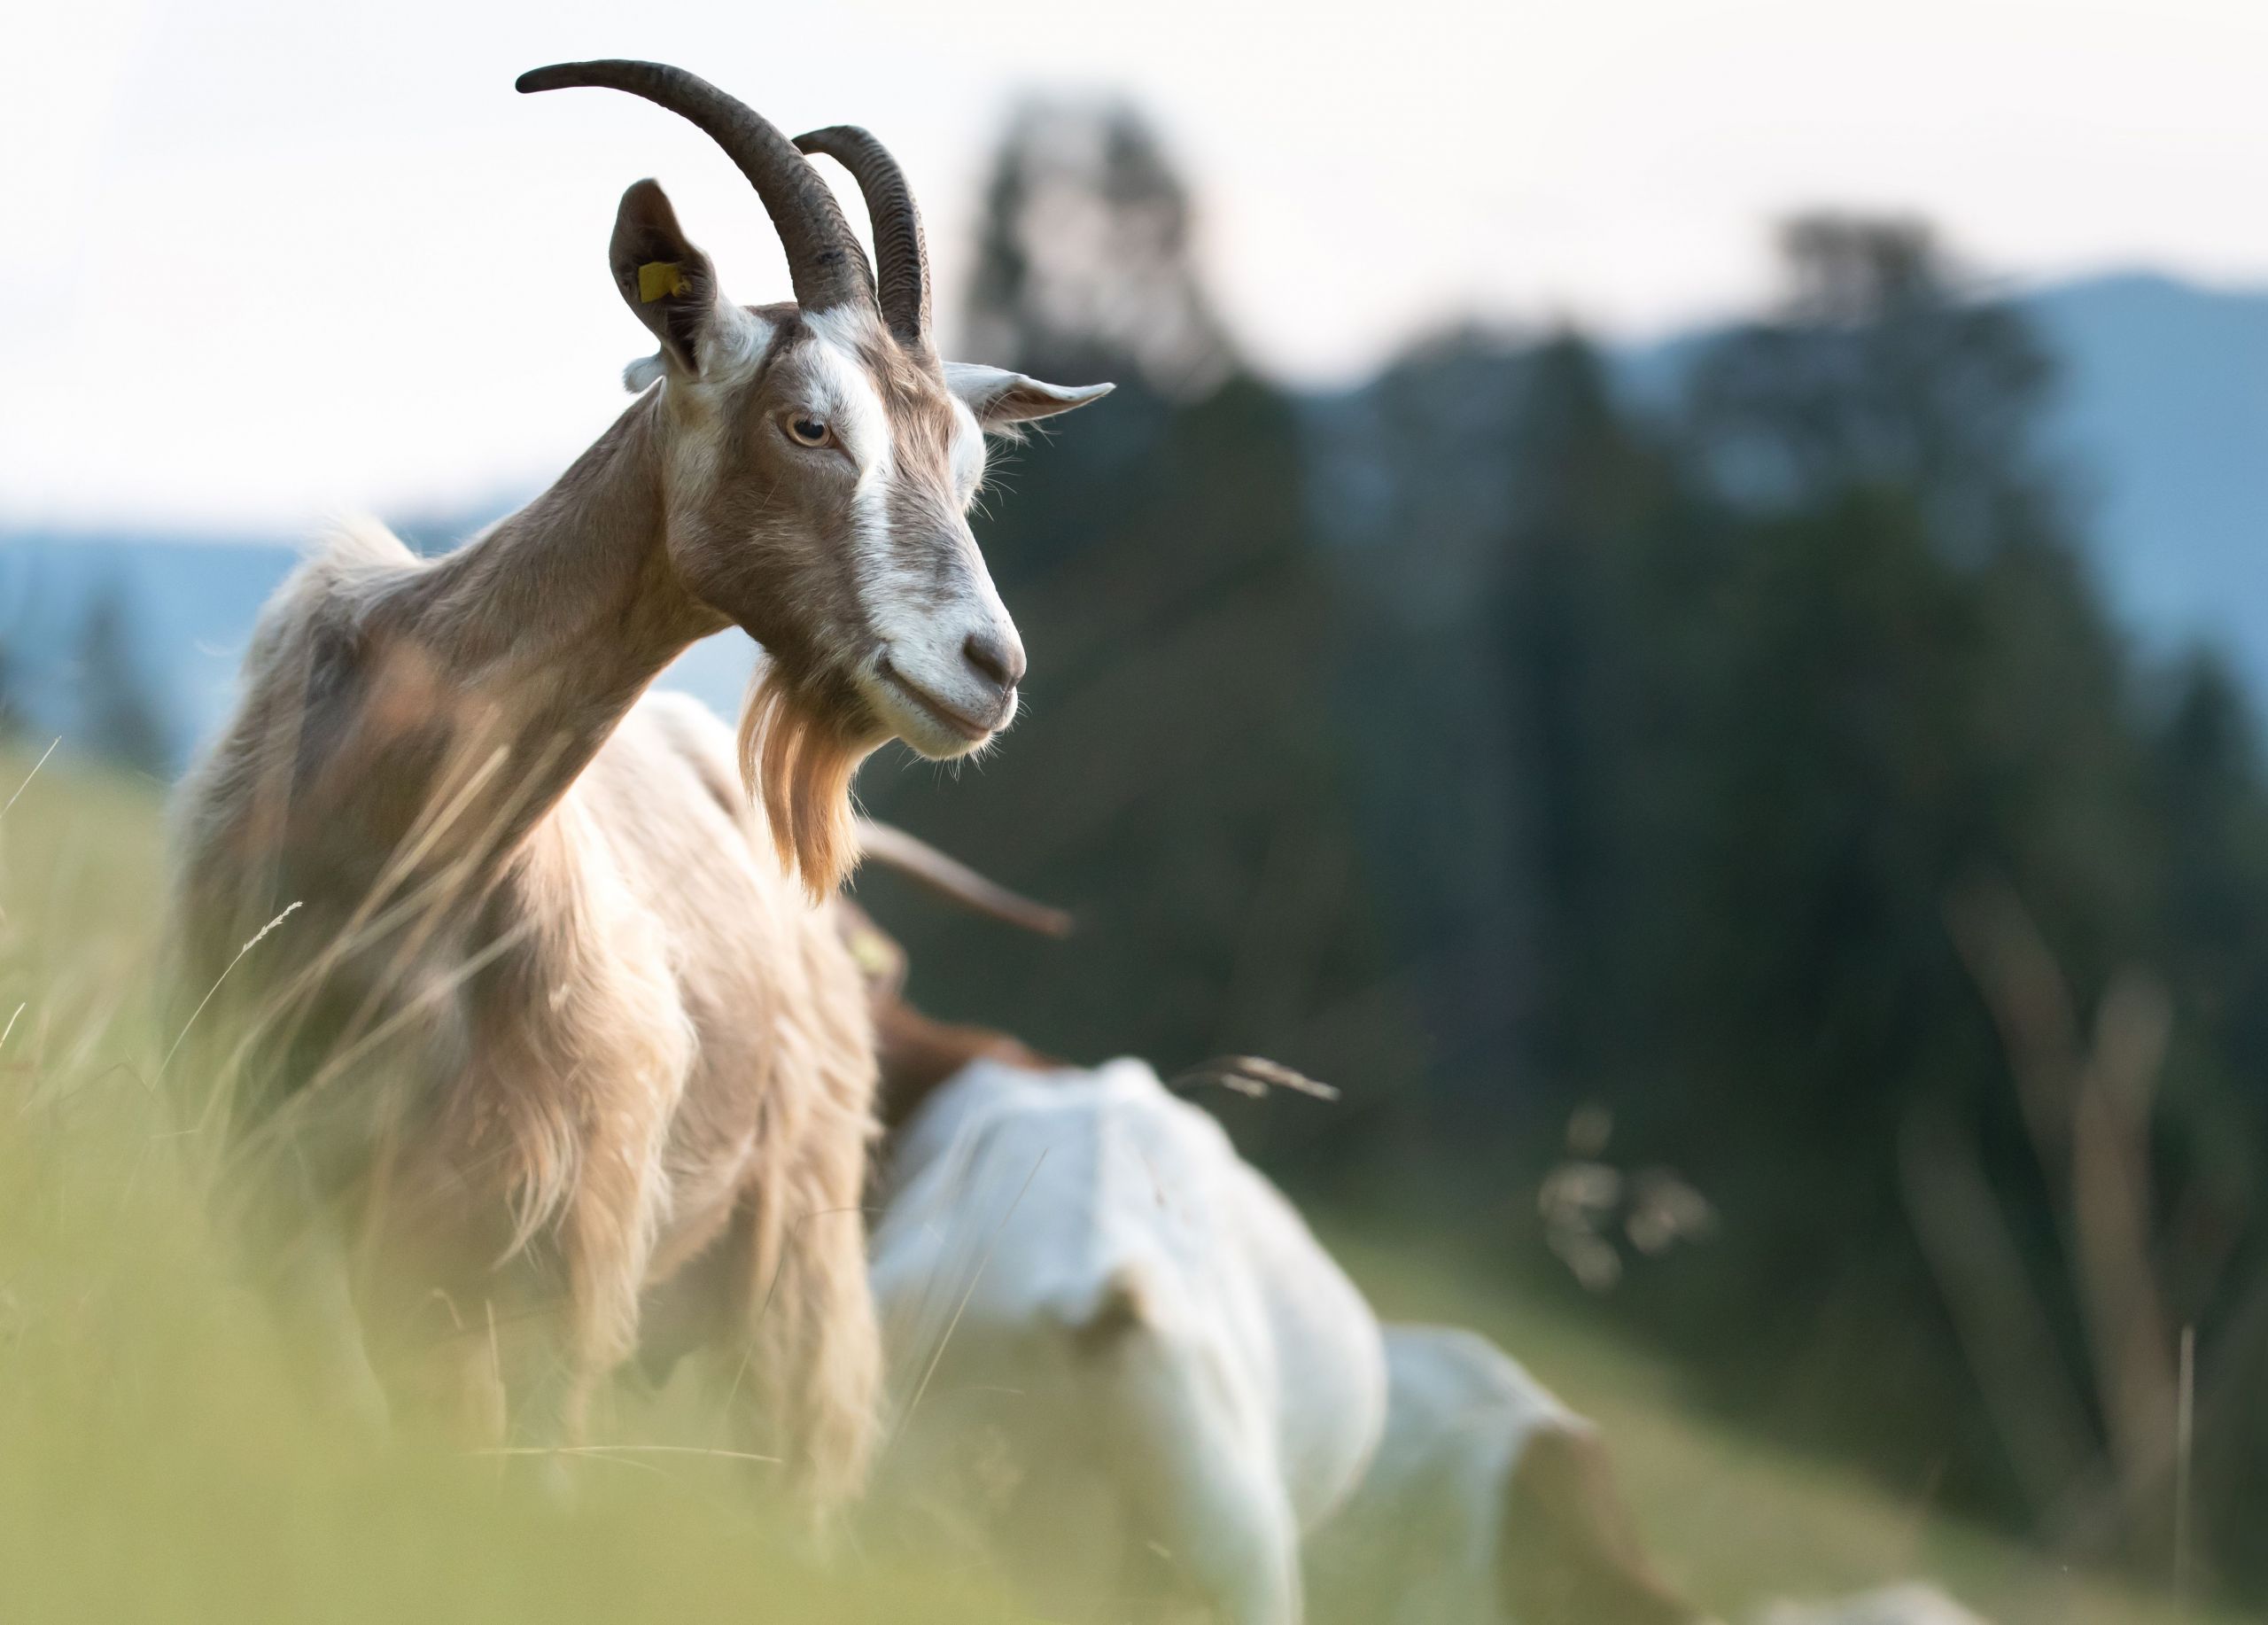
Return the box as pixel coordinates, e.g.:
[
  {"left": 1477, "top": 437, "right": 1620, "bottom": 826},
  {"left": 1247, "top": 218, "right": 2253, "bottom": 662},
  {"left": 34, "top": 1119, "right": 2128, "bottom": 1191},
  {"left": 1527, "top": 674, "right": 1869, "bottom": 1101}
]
[{"left": 166, "top": 59, "right": 1107, "bottom": 1511}]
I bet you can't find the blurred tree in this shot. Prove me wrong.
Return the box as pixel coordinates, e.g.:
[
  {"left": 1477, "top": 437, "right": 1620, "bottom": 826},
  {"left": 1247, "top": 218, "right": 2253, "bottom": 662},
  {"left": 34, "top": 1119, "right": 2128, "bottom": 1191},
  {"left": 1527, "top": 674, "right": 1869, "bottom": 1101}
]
[
  {"left": 74, "top": 584, "right": 174, "bottom": 777},
  {"left": 1319, "top": 214, "right": 2268, "bottom": 1582},
  {"left": 1687, "top": 214, "right": 2062, "bottom": 559},
  {"left": 0, "top": 638, "right": 19, "bottom": 742},
  {"left": 962, "top": 99, "right": 1234, "bottom": 399},
  {"left": 1490, "top": 220, "right": 2264, "bottom": 1581},
  {"left": 2138, "top": 657, "right": 2268, "bottom": 1574}
]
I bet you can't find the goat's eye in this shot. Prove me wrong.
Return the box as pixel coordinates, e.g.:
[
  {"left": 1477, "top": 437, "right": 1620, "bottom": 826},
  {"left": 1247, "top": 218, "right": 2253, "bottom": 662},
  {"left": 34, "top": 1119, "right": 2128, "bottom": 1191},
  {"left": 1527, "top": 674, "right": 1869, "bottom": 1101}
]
[{"left": 784, "top": 414, "right": 832, "bottom": 448}]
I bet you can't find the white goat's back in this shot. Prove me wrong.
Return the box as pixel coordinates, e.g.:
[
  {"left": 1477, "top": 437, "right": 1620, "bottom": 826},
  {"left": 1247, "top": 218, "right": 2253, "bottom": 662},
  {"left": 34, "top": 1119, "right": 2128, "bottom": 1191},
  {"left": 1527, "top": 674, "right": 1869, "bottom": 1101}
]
[{"left": 870, "top": 1057, "right": 1386, "bottom": 1622}]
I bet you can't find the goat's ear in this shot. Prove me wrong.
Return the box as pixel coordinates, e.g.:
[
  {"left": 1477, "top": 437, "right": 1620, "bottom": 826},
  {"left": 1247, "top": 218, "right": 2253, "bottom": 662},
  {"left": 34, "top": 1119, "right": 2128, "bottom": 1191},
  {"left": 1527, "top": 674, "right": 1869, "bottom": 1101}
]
[
  {"left": 610, "top": 180, "right": 729, "bottom": 376},
  {"left": 945, "top": 362, "right": 1115, "bottom": 432}
]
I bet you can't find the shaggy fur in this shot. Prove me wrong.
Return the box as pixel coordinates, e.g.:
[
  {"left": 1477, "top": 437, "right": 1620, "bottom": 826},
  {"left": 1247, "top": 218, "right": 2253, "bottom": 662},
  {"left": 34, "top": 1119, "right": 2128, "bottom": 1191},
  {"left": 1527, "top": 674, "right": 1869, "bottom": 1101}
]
[
  {"left": 165, "top": 369, "right": 892, "bottom": 1508},
  {"left": 738, "top": 666, "right": 866, "bottom": 901},
  {"left": 169, "top": 475, "right": 882, "bottom": 1504}
]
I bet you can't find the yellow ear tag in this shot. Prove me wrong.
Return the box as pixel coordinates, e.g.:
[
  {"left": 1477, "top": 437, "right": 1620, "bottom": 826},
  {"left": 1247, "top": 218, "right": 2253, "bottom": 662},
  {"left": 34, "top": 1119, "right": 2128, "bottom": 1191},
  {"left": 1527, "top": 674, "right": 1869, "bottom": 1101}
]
[{"left": 638, "top": 261, "right": 687, "bottom": 303}]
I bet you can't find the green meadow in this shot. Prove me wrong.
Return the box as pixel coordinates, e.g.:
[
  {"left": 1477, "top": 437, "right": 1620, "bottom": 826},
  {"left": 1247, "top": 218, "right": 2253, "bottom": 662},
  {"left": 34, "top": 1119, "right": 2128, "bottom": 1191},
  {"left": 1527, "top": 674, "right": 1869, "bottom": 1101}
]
[{"left": 0, "top": 744, "right": 2241, "bottom": 1623}]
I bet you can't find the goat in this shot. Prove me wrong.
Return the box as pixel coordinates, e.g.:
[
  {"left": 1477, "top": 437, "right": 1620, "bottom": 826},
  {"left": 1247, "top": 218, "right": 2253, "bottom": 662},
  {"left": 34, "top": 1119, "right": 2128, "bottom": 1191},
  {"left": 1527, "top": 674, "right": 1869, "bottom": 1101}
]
[
  {"left": 1305, "top": 1324, "right": 1709, "bottom": 1625},
  {"left": 866, "top": 1047, "right": 1386, "bottom": 1625},
  {"left": 165, "top": 60, "right": 1108, "bottom": 1512}
]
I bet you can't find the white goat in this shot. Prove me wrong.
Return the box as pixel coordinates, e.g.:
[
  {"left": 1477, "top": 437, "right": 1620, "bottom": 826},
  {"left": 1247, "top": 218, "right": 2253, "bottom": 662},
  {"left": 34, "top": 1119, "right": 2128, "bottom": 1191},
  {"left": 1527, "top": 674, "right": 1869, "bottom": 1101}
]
[
  {"left": 867, "top": 1054, "right": 1386, "bottom": 1625},
  {"left": 1307, "top": 1324, "right": 1707, "bottom": 1625}
]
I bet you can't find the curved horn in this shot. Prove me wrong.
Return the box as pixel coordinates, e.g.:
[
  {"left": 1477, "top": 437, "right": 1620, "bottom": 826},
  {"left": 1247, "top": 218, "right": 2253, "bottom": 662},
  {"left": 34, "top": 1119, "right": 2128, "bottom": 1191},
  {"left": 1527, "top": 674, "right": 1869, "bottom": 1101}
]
[
  {"left": 795, "top": 125, "right": 931, "bottom": 350},
  {"left": 517, "top": 59, "right": 874, "bottom": 315}
]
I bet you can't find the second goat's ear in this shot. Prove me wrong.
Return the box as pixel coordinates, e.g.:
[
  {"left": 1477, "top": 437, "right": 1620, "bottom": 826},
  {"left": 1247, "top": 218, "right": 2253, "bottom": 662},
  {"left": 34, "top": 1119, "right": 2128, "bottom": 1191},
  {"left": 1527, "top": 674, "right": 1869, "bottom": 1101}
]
[
  {"left": 610, "top": 179, "right": 727, "bottom": 375},
  {"left": 944, "top": 362, "right": 1115, "bottom": 432}
]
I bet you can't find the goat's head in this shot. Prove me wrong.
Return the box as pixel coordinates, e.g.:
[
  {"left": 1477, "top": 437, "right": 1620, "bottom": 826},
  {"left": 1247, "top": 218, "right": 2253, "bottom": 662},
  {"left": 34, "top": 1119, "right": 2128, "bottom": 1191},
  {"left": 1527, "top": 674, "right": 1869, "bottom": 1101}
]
[{"left": 518, "top": 61, "right": 1111, "bottom": 890}]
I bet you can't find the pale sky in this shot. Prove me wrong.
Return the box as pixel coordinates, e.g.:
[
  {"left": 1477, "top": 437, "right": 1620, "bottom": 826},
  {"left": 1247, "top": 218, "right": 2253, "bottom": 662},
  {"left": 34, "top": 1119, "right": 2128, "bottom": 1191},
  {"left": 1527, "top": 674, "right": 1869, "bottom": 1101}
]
[{"left": 4, "top": 0, "right": 2265, "bottom": 531}]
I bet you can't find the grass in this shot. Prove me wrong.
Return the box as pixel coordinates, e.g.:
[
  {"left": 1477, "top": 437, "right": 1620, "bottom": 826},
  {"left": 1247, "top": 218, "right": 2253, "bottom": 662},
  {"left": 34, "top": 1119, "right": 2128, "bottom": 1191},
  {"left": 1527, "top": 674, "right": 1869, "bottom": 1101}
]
[{"left": 0, "top": 741, "right": 2254, "bottom": 1624}]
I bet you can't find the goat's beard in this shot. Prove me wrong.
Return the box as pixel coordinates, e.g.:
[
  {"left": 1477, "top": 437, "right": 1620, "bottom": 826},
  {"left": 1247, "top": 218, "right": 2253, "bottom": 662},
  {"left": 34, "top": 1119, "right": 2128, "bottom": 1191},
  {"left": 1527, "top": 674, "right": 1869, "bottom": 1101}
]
[{"left": 737, "top": 664, "right": 876, "bottom": 901}]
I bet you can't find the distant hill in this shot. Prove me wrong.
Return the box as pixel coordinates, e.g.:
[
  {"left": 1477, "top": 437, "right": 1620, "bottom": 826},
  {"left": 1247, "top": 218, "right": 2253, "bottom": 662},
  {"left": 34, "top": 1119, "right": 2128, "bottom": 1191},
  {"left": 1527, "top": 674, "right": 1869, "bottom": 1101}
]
[
  {"left": 2025, "top": 274, "right": 2268, "bottom": 688},
  {"left": 0, "top": 525, "right": 755, "bottom": 773},
  {"left": 6, "top": 271, "right": 2265, "bottom": 769},
  {"left": 1617, "top": 271, "right": 2268, "bottom": 696}
]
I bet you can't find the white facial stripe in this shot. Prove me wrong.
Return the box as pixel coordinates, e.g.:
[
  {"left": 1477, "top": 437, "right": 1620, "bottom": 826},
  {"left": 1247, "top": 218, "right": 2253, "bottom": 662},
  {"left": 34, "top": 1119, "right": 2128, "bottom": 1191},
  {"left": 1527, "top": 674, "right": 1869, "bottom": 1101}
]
[
  {"left": 797, "top": 307, "right": 1021, "bottom": 756},
  {"left": 798, "top": 313, "right": 901, "bottom": 650},
  {"left": 801, "top": 307, "right": 894, "bottom": 482}
]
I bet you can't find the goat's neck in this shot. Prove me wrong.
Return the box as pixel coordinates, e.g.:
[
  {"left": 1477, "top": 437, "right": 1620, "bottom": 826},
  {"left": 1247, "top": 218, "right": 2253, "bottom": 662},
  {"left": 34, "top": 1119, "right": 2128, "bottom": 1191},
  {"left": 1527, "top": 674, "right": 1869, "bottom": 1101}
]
[{"left": 373, "top": 393, "right": 723, "bottom": 859}]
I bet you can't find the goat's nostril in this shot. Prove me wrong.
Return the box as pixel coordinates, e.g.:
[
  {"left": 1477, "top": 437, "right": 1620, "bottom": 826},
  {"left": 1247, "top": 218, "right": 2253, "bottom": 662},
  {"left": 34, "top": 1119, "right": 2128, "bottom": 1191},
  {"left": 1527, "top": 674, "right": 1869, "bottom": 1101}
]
[{"left": 962, "top": 631, "right": 1024, "bottom": 691}]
